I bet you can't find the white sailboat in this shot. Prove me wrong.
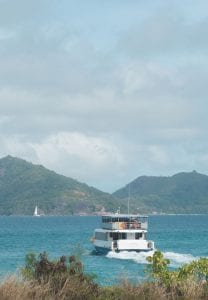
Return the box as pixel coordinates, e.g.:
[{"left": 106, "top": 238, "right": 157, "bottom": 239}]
[{"left": 33, "top": 205, "right": 40, "bottom": 217}]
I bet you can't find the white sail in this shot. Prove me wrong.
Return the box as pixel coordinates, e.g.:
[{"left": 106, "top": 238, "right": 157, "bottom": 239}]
[{"left": 33, "top": 206, "right": 40, "bottom": 217}]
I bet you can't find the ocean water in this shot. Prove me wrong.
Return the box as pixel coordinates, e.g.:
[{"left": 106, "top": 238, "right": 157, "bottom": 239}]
[{"left": 0, "top": 215, "right": 207, "bottom": 285}]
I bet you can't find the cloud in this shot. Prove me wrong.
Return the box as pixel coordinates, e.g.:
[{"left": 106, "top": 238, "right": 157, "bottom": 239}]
[
  {"left": 0, "top": 1, "right": 208, "bottom": 191},
  {"left": 33, "top": 131, "right": 124, "bottom": 168},
  {"left": 119, "top": 7, "right": 208, "bottom": 60},
  {"left": 0, "top": 132, "right": 126, "bottom": 191}
]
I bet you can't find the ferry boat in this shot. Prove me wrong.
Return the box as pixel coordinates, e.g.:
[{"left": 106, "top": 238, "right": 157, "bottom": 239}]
[{"left": 92, "top": 214, "right": 155, "bottom": 254}]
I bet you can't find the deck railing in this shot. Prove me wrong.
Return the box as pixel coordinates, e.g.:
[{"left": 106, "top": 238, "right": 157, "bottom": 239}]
[{"left": 102, "top": 221, "right": 148, "bottom": 230}]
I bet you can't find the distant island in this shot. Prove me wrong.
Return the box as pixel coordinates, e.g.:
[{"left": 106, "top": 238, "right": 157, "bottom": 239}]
[
  {"left": 0, "top": 156, "right": 120, "bottom": 215},
  {"left": 0, "top": 155, "right": 208, "bottom": 215},
  {"left": 114, "top": 170, "right": 208, "bottom": 214}
]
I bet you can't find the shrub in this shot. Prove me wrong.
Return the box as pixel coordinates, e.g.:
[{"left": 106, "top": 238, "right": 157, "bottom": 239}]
[
  {"left": 21, "top": 252, "right": 99, "bottom": 299},
  {"left": 146, "top": 250, "right": 208, "bottom": 299}
]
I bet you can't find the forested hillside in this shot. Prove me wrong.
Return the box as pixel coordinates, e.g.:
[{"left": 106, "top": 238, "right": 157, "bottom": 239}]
[
  {"left": 0, "top": 156, "right": 120, "bottom": 215},
  {"left": 113, "top": 171, "right": 208, "bottom": 213},
  {"left": 0, "top": 156, "right": 207, "bottom": 215}
]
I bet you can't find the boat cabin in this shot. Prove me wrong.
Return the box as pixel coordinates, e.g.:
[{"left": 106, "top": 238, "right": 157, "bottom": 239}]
[
  {"left": 101, "top": 214, "right": 148, "bottom": 230},
  {"left": 94, "top": 230, "right": 146, "bottom": 241}
]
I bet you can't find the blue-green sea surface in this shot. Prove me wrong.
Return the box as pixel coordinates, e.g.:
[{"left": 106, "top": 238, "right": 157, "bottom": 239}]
[{"left": 0, "top": 215, "right": 207, "bottom": 285}]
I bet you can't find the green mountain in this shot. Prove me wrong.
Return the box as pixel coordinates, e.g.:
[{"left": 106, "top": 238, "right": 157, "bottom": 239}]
[
  {"left": 1, "top": 156, "right": 208, "bottom": 215},
  {"left": 0, "top": 156, "right": 121, "bottom": 215},
  {"left": 113, "top": 171, "right": 208, "bottom": 214}
]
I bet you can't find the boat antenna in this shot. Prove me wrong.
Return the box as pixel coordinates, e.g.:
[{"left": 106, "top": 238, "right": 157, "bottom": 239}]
[
  {"left": 116, "top": 207, "right": 120, "bottom": 214},
  {"left": 128, "top": 183, "right": 130, "bottom": 214}
]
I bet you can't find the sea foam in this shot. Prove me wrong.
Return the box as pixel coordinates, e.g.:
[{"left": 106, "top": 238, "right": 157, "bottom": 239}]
[
  {"left": 163, "top": 252, "right": 198, "bottom": 267},
  {"left": 106, "top": 250, "right": 202, "bottom": 267}
]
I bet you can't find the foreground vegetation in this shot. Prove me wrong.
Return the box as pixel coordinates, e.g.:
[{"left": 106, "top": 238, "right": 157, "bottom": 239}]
[{"left": 0, "top": 251, "right": 208, "bottom": 300}]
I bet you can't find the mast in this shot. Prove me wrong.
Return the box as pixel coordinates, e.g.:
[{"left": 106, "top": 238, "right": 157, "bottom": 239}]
[{"left": 128, "top": 183, "right": 130, "bottom": 214}]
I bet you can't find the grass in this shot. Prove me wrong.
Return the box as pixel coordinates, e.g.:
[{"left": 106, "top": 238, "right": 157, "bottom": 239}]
[{"left": 0, "top": 276, "right": 208, "bottom": 300}]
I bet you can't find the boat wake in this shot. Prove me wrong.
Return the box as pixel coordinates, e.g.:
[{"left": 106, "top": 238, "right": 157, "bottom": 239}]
[
  {"left": 106, "top": 250, "right": 154, "bottom": 264},
  {"left": 106, "top": 250, "right": 202, "bottom": 267},
  {"left": 164, "top": 252, "right": 197, "bottom": 267}
]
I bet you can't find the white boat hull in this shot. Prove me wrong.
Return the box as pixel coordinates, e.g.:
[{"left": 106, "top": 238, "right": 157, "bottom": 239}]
[{"left": 93, "top": 239, "right": 154, "bottom": 254}]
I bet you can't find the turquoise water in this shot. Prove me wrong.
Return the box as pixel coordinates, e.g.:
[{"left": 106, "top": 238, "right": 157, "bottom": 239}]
[{"left": 0, "top": 215, "right": 208, "bottom": 285}]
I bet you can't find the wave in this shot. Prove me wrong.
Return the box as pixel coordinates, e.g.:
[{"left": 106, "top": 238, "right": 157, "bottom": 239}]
[
  {"left": 106, "top": 250, "right": 154, "bottom": 264},
  {"left": 163, "top": 252, "right": 198, "bottom": 267},
  {"left": 106, "top": 250, "right": 201, "bottom": 267}
]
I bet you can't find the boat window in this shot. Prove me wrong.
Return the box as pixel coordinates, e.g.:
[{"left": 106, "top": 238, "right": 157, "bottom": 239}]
[
  {"left": 135, "top": 232, "right": 143, "bottom": 239},
  {"left": 119, "top": 233, "right": 127, "bottom": 239},
  {"left": 110, "top": 232, "right": 127, "bottom": 240},
  {"left": 95, "top": 232, "right": 108, "bottom": 240},
  {"left": 119, "top": 217, "right": 129, "bottom": 222},
  {"left": 102, "top": 217, "right": 111, "bottom": 223},
  {"left": 112, "top": 217, "right": 119, "bottom": 222},
  {"left": 112, "top": 232, "right": 119, "bottom": 240}
]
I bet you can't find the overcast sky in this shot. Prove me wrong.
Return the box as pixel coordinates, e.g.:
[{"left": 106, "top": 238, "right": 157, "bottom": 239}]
[{"left": 0, "top": 0, "right": 208, "bottom": 192}]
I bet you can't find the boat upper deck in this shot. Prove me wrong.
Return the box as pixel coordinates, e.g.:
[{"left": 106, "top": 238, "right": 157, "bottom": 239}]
[{"left": 101, "top": 214, "right": 148, "bottom": 230}]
